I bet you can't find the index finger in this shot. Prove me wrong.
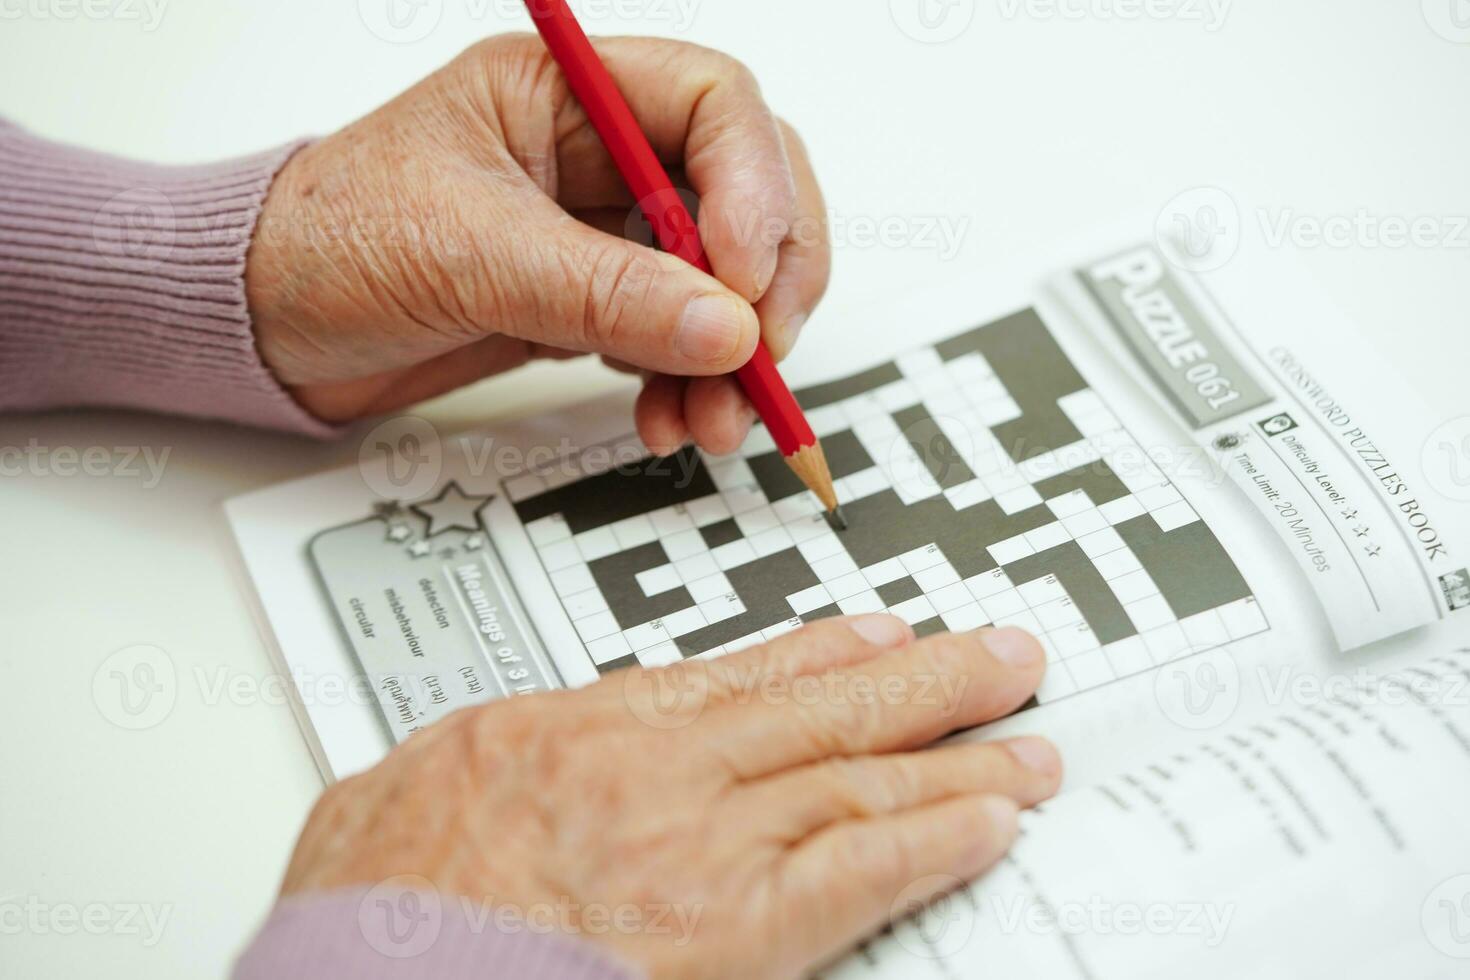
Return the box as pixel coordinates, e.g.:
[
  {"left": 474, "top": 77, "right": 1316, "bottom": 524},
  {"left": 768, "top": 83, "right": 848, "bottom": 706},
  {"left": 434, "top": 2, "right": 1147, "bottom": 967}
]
[
  {"left": 553, "top": 37, "right": 798, "bottom": 303},
  {"left": 702, "top": 627, "right": 1046, "bottom": 778}
]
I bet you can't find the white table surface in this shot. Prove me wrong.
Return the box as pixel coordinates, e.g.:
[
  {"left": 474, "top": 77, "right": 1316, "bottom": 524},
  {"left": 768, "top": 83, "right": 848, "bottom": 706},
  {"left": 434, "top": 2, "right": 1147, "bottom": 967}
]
[{"left": 3, "top": 1, "right": 1468, "bottom": 975}]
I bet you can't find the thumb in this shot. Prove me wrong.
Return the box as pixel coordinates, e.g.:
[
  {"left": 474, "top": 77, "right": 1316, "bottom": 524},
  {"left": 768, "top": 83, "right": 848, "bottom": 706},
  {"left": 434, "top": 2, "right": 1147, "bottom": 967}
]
[{"left": 496, "top": 212, "right": 760, "bottom": 376}]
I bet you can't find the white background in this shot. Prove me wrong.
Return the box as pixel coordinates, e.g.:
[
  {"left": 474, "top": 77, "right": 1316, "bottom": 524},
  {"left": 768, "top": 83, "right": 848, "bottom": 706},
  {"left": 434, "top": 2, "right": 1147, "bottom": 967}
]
[{"left": 3, "top": 0, "right": 1469, "bottom": 976}]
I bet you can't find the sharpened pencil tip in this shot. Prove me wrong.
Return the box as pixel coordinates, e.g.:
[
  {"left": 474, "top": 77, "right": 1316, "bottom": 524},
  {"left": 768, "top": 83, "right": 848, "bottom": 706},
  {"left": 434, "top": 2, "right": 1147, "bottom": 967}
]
[{"left": 826, "top": 506, "right": 848, "bottom": 532}]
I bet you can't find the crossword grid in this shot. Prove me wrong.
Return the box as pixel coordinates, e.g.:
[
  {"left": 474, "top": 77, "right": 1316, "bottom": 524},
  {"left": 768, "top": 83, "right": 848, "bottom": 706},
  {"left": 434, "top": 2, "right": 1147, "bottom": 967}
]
[{"left": 498, "top": 311, "right": 1267, "bottom": 706}]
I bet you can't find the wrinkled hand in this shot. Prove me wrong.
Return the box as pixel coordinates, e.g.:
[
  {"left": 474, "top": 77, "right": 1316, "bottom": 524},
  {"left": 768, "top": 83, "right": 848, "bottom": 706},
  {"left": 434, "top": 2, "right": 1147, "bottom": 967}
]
[
  {"left": 280, "top": 617, "right": 1061, "bottom": 979},
  {"left": 246, "top": 34, "right": 828, "bottom": 454}
]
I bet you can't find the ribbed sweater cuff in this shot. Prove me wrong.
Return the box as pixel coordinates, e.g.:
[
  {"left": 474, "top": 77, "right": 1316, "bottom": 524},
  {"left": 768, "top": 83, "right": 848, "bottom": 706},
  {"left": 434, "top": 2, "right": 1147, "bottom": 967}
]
[
  {"left": 0, "top": 120, "right": 337, "bottom": 437},
  {"left": 233, "top": 888, "right": 644, "bottom": 980}
]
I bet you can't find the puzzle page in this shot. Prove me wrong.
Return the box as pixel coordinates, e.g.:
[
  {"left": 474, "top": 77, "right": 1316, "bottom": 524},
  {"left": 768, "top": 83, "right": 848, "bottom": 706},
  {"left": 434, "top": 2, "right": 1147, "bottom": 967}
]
[
  {"left": 226, "top": 236, "right": 1467, "bottom": 782},
  {"left": 489, "top": 308, "right": 1268, "bottom": 709}
]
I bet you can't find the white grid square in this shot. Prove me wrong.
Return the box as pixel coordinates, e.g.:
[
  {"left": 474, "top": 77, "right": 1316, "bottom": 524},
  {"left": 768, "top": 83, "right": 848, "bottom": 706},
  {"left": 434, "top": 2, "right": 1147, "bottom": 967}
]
[
  {"left": 843, "top": 466, "right": 891, "bottom": 501},
  {"left": 980, "top": 589, "right": 1027, "bottom": 621},
  {"left": 610, "top": 514, "right": 658, "bottom": 549},
  {"left": 699, "top": 596, "right": 743, "bottom": 624},
  {"left": 549, "top": 563, "right": 594, "bottom": 597},
  {"left": 811, "top": 553, "right": 860, "bottom": 581},
  {"left": 1109, "top": 568, "right": 1159, "bottom": 604},
  {"left": 1035, "top": 666, "right": 1079, "bottom": 702},
  {"left": 788, "top": 584, "right": 834, "bottom": 615},
  {"left": 539, "top": 539, "right": 582, "bottom": 572},
  {"left": 772, "top": 494, "right": 819, "bottom": 524},
  {"left": 1024, "top": 522, "right": 1070, "bottom": 553},
  {"left": 685, "top": 494, "right": 733, "bottom": 528},
  {"left": 661, "top": 606, "right": 708, "bottom": 637},
  {"left": 1094, "top": 547, "right": 1144, "bottom": 581},
  {"left": 890, "top": 596, "right": 938, "bottom": 625},
  {"left": 749, "top": 526, "right": 795, "bottom": 557},
  {"left": 735, "top": 505, "right": 782, "bottom": 538},
  {"left": 913, "top": 563, "right": 961, "bottom": 591},
  {"left": 1152, "top": 500, "right": 1200, "bottom": 532},
  {"left": 862, "top": 558, "right": 908, "bottom": 588},
  {"left": 929, "top": 581, "right": 974, "bottom": 614},
  {"left": 1077, "top": 527, "right": 1126, "bottom": 558},
  {"left": 1137, "top": 483, "right": 1184, "bottom": 511},
  {"left": 637, "top": 642, "right": 683, "bottom": 668},
  {"left": 943, "top": 480, "right": 991, "bottom": 511},
  {"left": 712, "top": 539, "right": 757, "bottom": 570},
  {"left": 1062, "top": 508, "right": 1108, "bottom": 539},
  {"left": 1125, "top": 595, "right": 1176, "bottom": 633},
  {"left": 575, "top": 610, "right": 620, "bottom": 642},
  {"left": 722, "top": 484, "right": 767, "bottom": 515},
  {"left": 649, "top": 506, "right": 695, "bottom": 537},
  {"left": 762, "top": 618, "right": 803, "bottom": 641},
  {"left": 686, "top": 572, "right": 733, "bottom": 603},
  {"left": 1034, "top": 596, "right": 1083, "bottom": 632},
  {"left": 574, "top": 526, "right": 620, "bottom": 562},
  {"left": 624, "top": 620, "right": 669, "bottom": 651},
  {"left": 1064, "top": 646, "right": 1113, "bottom": 686},
  {"left": 1142, "top": 622, "right": 1191, "bottom": 663},
  {"left": 995, "top": 485, "right": 1044, "bottom": 515},
  {"left": 965, "top": 569, "right": 1013, "bottom": 601},
  {"left": 788, "top": 515, "right": 831, "bottom": 544},
  {"left": 674, "top": 552, "right": 719, "bottom": 583},
  {"left": 662, "top": 528, "right": 706, "bottom": 562},
  {"left": 1219, "top": 597, "right": 1268, "bottom": 639},
  {"left": 826, "top": 571, "right": 871, "bottom": 601},
  {"left": 799, "top": 533, "right": 846, "bottom": 563},
  {"left": 900, "top": 545, "right": 947, "bottom": 573},
  {"left": 837, "top": 590, "right": 886, "bottom": 615},
  {"left": 988, "top": 534, "right": 1033, "bottom": 566},
  {"left": 1045, "top": 490, "right": 1093, "bottom": 519},
  {"left": 1103, "top": 636, "right": 1152, "bottom": 677},
  {"left": 636, "top": 564, "right": 682, "bottom": 597},
  {"left": 1180, "top": 609, "right": 1231, "bottom": 649},
  {"left": 526, "top": 515, "right": 572, "bottom": 547},
  {"left": 563, "top": 588, "right": 609, "bottom": 620},
  {"left": 586, "top": 633, "right": 632, "bottom": 665},
  {"left": 1018, "top": 575, "right": 1067, "bottom": 607},
  {"left": 940, "top": 603, "right": 989, "bottom": 632},
  {"left": 1099, "top": 495, "right": 1146, "bottom": 525}
]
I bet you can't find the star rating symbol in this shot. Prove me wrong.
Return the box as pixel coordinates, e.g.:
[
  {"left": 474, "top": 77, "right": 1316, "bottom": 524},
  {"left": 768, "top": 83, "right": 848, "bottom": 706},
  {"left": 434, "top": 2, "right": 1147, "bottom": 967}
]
[
  {"left": 1354, "top": 525, "right": 1371, "bottom": 538},
  {"left": 1364, "top": 544, "right": 1382, "bottom": 558},
  {"left": 372, "top": 500, "right": 406, "bottom": 519},
  {"left": 408, "top": 540, "right": 431, "bottom": 558},
  {"left": 412, "top": 482, "right": 493, "bottom": 537},
  {"left": 1341, "top": 509, "right": 1359, "bottom": 521},
  {"left": 463, "top": 534, "right": 485, "bottom": 551},
  {"left": 386, "top": 523, "right": 412, "bottom": 543}
]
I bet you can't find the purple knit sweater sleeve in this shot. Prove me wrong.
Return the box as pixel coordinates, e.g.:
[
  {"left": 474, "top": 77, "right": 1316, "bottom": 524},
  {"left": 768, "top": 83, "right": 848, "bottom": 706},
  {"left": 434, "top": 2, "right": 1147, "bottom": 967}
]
[
  {"left": 0, "top": 117, "right": 336, "bottom": 436},
  {"left": 234, "top": 888, "right": 642, "bottom": 980}
]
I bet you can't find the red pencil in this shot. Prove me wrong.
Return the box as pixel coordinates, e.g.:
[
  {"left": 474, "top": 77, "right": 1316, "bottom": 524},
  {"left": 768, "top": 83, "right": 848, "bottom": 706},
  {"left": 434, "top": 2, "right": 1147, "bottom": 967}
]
[{"left": 522, "top": 0, "right": 844, "bottom": 527}]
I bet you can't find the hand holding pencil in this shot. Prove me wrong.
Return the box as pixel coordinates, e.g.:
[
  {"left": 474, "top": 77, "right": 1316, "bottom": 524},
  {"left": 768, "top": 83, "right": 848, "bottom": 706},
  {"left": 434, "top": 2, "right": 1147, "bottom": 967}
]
[
  {"left": 248, "top": 32, "right": 832, "bottom": 487},
  {"left": 522, "top": 0, "right": 843, "bottom": 523}
]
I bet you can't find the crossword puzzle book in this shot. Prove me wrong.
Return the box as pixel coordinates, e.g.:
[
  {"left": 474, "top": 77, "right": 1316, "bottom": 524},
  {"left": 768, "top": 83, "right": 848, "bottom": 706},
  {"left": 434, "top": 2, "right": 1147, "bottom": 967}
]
[{"left": 227, "top": 236, "right": 1470, "bottom": 978}]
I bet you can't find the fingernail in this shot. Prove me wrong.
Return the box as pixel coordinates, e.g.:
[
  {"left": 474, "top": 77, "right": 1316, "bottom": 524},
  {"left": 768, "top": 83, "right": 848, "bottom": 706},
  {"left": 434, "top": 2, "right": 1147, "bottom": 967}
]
[
  {"left": 678, "top": 294, "right": 750, "bottom": 364},
  {"left": 983, "top": 626, "right": 1042, "bottom": 668},
  {"left": 1005, "top": 736, "right": 1061, "bottom": 777},
  {"left": 848, "top": 614, "right": 914, "bottom": 648},
  {"left": 754, "top": 247, "right": 780, "bottom": 298},
  {"left": 779, "top": 312, "right": 807, "bottom": 355}
]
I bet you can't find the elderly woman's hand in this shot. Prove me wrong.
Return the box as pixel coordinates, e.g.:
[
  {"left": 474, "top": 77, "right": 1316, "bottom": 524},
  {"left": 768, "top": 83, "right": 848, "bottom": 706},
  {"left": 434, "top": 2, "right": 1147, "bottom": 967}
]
[
  {"left": 245, "top": 34, "right": 828, "bottom": 454},
  {"left": 278, "top": 617, "right": 1060, "bottom": 980}
]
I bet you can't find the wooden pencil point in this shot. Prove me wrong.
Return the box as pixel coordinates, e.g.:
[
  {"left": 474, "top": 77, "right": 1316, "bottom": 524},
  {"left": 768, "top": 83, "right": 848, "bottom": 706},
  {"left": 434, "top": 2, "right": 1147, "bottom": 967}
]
[{"left": 785, "top": 441, "right": 842, "bottom": 521}]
